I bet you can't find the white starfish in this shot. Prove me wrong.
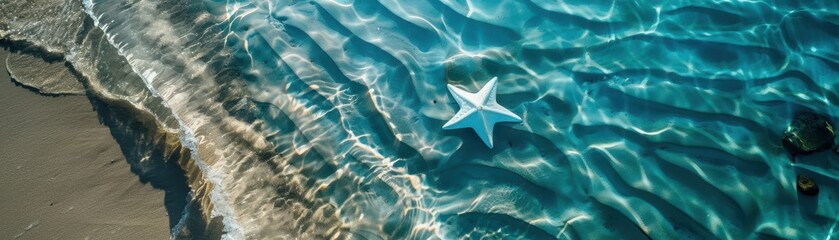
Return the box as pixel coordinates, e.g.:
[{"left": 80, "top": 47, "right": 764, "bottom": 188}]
[{"left": 443, "top": 77, "right": 522, "bottom": 148}]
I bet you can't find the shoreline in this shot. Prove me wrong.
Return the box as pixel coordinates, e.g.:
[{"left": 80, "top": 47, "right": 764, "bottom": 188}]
[{"left": 0, "top": 49, "right": 171, "bottom": 239}]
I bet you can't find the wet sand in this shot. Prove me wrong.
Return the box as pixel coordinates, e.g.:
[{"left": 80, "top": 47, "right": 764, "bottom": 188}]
[{"left": 0, "top": 49, "right": 169, "bottom": 239}]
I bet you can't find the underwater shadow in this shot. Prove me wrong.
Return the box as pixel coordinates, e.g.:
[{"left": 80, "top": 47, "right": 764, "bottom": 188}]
[
  {"left": 3, "top": 37, "right": 189, "bottom": 231},
  {"left": 85, "top": 94, "right": 191, "bottom": 230},
  {"left": 3, "top": 30, "right": 221, "bottom": 240},
  {"left": 84, "top": 90, "right": 223, "bottom": 240}
]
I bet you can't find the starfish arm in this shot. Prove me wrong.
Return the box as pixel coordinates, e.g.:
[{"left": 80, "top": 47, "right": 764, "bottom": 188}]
[
  {"left": 447, "top": 84, "right": 477, "bottom": 108},
  {"left": 444, "top": 110, "right": 494, "bottom": 148},
  {"left": 485, "top": 104, "right": 522, "bottom": 123},
  {"left": 477, "top": 125, "right": 494, "bottom": 148},
  {"left": 472, "top": 113, "right": 494, "bottom": 148},
  {"left": 475, "top": 77, "right": 498, "bottom": 105},
  {"left": 442, "top": 107, "right": 476, "bottom": 129}
]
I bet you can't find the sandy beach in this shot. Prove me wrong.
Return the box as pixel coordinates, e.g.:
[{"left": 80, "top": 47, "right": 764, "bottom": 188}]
[{"left": 0, "top": 49, "right": 170, "bottom": 239}]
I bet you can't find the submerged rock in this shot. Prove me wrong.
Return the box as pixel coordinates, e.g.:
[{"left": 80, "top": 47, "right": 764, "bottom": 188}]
[
  {"left": 782, "top": 112, "right": 835, "bottom": 155},
  {"left": 796, "top": 175, "right": 819, "bottom": 196}
]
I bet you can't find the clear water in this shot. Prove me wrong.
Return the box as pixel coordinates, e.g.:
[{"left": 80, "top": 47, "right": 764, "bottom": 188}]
[{"left": 5, "top": 0, "right": 839, "bottom": 239}]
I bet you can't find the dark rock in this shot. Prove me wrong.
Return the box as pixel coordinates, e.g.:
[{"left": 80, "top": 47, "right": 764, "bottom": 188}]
[
  {"left": 783, "top": 112, "right": 835, "bottom": 155},
  {"left": 797, "top": 175, "right": 819, "bottom": 196}
]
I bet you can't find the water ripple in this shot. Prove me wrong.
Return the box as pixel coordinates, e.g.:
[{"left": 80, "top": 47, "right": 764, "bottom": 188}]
[{"left": 4, "top": 0, "right": 839, "bottom": 239}]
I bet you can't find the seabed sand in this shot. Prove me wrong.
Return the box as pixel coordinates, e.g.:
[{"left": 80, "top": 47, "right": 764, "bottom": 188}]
[{"left": 0, "top": 49, "right": 169, "bottom": 239}]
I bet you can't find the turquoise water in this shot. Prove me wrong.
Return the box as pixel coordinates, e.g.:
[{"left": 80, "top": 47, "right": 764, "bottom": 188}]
[
  {"left": 205, "top": 1, "right": 839, "bottom": 238},
  {"left": 5, "top": 0, "right": 839, "bottom": 238}
]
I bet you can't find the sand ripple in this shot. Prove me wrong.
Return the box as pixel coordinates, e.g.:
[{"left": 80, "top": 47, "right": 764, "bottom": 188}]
[{"left": 3, "top": 0, "right": 839, "bottom": 239}]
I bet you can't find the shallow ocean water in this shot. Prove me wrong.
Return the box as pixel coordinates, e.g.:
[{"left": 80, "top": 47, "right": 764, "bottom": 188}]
[{"left": 3, "top": 0, "right": 839, "bottom": 239}]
